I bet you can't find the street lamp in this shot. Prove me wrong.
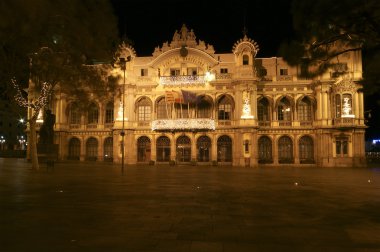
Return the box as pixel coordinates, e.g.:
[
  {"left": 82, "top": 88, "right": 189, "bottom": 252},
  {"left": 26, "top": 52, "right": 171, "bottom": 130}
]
[
  {"left": 18, "top": 136, "right": 26, "bottom": 150},
  {"left": 0, "top": 136, "right": 5, "bottom": 150},
  {"left": 119, "top": 57, "right": 127, "bottom": 174}
]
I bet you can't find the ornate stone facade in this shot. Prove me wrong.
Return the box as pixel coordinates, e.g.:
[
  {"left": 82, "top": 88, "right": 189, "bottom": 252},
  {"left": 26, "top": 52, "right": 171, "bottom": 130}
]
[{"left": 40, "top": 25, "right": 366, "bottom": 167}]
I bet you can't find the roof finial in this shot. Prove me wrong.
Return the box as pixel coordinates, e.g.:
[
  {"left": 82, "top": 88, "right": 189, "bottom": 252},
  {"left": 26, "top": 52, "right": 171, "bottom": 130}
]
[{"left": 242, "top": 8, "right": 248, "bottom": 37}]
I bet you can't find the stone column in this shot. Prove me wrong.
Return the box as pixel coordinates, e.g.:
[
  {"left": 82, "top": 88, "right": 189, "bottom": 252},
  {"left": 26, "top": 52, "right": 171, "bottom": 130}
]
[
  {"left": 191, "top": 132, "right": 196, "bottom": 161},
  {"left": 80, "top": 136, "right": 86, "bottom": 161},
  {"left": 273, "top": 135, "right": 278, "bottom": 165},
  {"left": 151, "top": 134, "right": 156, "bottom": 162},
  {"left": 98, "top": 136, "right": 103, "bottom": 161},
  {"left": 294, "top": 134, "right": 299, "bottom": 164}
]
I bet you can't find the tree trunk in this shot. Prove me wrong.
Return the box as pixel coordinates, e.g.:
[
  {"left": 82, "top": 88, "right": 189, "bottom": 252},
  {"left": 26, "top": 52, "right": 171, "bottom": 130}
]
[{"left": 29, "top": 119, "right": 39, "bottom": 170}]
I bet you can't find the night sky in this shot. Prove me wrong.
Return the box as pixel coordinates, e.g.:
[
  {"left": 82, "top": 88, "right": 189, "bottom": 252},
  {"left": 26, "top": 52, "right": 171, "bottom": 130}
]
[
  {"left": 110, "top": 0, "right": 379, "bottom": 140},
  {"left": 110, "top": 0, "right": 294, "bottom": 57}
]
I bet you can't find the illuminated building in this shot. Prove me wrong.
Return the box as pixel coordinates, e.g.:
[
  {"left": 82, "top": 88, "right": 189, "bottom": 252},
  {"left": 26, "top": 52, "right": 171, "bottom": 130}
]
[{"left": 39, "top": 24, "right": 366, "bottom": 167}]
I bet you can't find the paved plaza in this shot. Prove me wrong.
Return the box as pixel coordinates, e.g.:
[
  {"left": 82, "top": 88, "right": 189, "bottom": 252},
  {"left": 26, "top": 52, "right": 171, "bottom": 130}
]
[{"left": 0, "top": 158, "right": 380, "bottom": 252}]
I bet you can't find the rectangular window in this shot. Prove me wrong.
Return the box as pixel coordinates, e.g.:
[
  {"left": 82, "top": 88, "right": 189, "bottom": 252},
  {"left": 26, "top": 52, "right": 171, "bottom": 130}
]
[
  {"left": 280, "top": 69, "right": 288, "bottom": 75},
  {"left": 187, "top": 68, "right": 197, "bottom": 75},
  {"left": 218, "top": 104, "right": 231, "bottom": 120},
  {"left": 220, "top": 68, "right": 228, "bottom": 74},
  {"left": 140, "top": 69, "right": 148, "bottom": 76},
  {"left": 336, "top": 137, "right": 349, "bottom": 156},
  {"left": 105, "top": 109, "right": 114, "bottom": 123},
  {"left": 170, "top": 69, "right": 180, "bottom": 76},
  {"left": 244, "top": 140, "right": 249, "bottom": 153},
  {"left": 336, "top": 94, "right": 341, "bottom": 118},
  {"left": 138, "top": 106, "right": 151, "bottom": 121}
]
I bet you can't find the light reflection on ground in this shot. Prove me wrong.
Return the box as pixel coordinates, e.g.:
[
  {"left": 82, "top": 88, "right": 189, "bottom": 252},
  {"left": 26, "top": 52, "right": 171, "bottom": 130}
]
[{"left": 1, "top": 158, "right": 380, "bottom": 251}]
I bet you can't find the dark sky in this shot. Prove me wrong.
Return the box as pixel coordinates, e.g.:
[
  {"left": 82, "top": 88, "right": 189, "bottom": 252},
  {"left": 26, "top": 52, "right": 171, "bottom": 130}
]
[{"left": 110, "top": 0, "right": 294, "bottom": 57}]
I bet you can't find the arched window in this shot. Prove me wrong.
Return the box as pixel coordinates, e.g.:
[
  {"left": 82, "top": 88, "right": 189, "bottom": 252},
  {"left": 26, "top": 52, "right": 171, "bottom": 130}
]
[
  {"left": 258, "top": 98, "right": 270, "bottom": 123},
  {"left": 137, "top": 136, "right": 151, "bottom": 162},
  {"left": 68, "top": 137, "right": 80, "bottom": 160},
  {"left": 342, "top": 93, "right": 353, "bottom": 117},
  {"left": 156, "top": 136, "right": 170, "bottom": 162},
  {"left": 157, "top": 97, "right": 168, "bottom": 119},
  {"left": 258, "top": 136, "right": 272, "bottom": 163},
  {"left": 137, "top": 97, "right": 152, "bottom": 122},
  {"left": 197, "top": 96, "right": 212, "bottom": 118},
  {"left": 218, "top": 95, "right": 233, "bottom": 120},
  {"left": 86, "top": 137, "right": 98, "bottom": 161},
  {"left": 278, "top": 136, "right": 293, "bottom": 163},
  {"left": 277, "top": 97, "right": 291, "bottom": 121},
  {"left": 69, "top": 103, "right": 81, "bottom": 124},
  {"left": 298, "top": 97, "right": 312, "bottom": 121},
  {"left": 217, "top": 135, "right": 232, "bottom": 162},
  {"left": 299, "top": 136, "right": 314, "bottom": 163},
  {"left": 335, "top": 94, "right": 341, "bottom": 118},
  {"left": 197, "top": 136, "right": 211, "bottom": 162},
  {"left": 87, "top": 102, "right": 99, "bottom": 124},
  {"left": 176, "top": 136, "right": 191, "bottom": 162},
  {"left": 105, "top": 102, "right": 114, "bottom": 124},
  {"left": 103, "top": 137, "right": 113, "bottom": 161},
  {"left": 243, "top": 55, "right": 249, "bottom": 65}
]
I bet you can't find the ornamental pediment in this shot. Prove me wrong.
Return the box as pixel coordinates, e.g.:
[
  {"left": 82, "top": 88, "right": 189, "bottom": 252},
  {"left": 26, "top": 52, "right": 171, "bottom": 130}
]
[
  {"left": 150, "top": 47, "right": 218, "bottom": 70},
  {"left": 333, "top": 77, "right": 357, "bottom": 93},
  {"left": 152, "top": 24, "right": 216, "bottom": 57}
]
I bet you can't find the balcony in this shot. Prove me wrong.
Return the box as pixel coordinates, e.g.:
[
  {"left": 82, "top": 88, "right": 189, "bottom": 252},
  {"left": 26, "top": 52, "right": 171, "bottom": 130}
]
[
  {"left": 258, "top": 121, "right": 271, "bottom": 127},
  {"left": 152, "top": 118, "right": 215, "bottom": 131},
  {"left": 334, "top": 117, "right": 355, "bottom": 128},
  {"left": 159, "top": 75, "right": 206, "bottom": 86}
]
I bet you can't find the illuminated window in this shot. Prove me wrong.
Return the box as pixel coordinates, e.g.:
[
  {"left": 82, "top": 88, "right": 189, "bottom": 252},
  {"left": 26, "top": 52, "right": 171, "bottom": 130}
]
[
  {"left": 277, "top": 97, "right": 291, "bottom": 121},
  {"left": 335, "top": 93, "right": 353, "bottom": 118}
]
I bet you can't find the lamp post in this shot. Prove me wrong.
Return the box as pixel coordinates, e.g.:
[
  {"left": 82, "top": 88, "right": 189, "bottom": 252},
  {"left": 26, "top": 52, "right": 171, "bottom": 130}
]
[
  {"left": 119, "top": 57, "right": 127, "bottom": 174},
  {"left": 0, "top": 136, "right": 5, "bottom": 150}
]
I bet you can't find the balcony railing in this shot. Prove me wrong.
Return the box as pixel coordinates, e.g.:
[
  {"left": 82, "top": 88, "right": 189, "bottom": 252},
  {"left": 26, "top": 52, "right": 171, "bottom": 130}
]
[
  {"left": 152, "top": 118, "right": 215, "bottom": 131},
  {"left": 159, "top": 75, "right": 206, "bottom": 86},
  {"left": 300, "top": 121, "right": 313, "bottom": 127},
  {"left": 279, "top": 121, "right": 292, "bottom": 127},
  {"left": 334, "top": 117, "right": 355, "bottom": 127},
  {"left": 258, "top": 121, "right": 271, "bottom": 127}
]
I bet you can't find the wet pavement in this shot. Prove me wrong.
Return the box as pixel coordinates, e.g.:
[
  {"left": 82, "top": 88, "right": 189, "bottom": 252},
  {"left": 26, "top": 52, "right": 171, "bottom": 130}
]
[{"left": 1, "top": 158, "right": 380, "bottom": 252}]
